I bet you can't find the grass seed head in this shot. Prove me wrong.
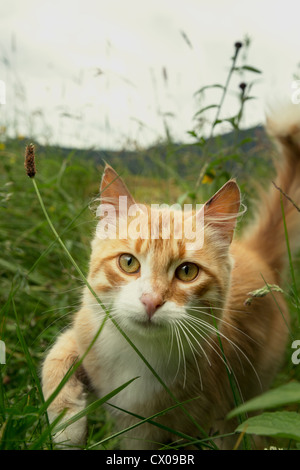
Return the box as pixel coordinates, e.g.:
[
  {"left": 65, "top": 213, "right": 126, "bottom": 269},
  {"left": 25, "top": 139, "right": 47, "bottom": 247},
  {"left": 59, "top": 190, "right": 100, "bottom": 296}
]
[
  {"left": 24, "top": 143, "right": 36, "bottom": 178},
  {"left": 234, "top": 41, "right": 243, "bottom": 50}
]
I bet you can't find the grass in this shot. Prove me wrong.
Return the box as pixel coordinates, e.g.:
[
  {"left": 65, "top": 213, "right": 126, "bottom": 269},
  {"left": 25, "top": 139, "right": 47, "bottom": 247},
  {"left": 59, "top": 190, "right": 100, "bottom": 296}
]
[{"left": 0, "top": 40, "right": 300, "bottom": 450}]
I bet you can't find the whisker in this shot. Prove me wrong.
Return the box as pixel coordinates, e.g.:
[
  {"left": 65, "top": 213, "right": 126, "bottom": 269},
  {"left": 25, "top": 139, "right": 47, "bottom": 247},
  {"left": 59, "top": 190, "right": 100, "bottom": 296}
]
[
  {"left": 58, "top": 285, "right": 85, "bottom": 294},
  {"left": 178, "top": 323, "right": 188, "bottom": 388},
  {"left": 177, "top": 321, "right": 203, "bottom": 390},
  {"left": 33, "top": 312, "right": 75, "bottom": 344},
  {"left": 185, "top": 309, "right": 259, "bottom": 345},
  {"left": 185, "top": 315, "right": 262, "bottom": 390},
  {"left": 189, "top": 305, "right": 249, "bottom": 315},
  {"left": 178, "top": 319, "right": 211, "bottom": 366},
  {"left": 175, "top": 322, "right": 189, "bottom": 388},
  {"left": 173, "top": 323, "right": 183, "bottom": 384},
  {"left": 185, "top": 315, "right": 243, "bottom": 370},
  {"left": 183, "top": 317, "right": 246, "bottom": 399},
  {"left": 40, "top": 302, "right": 82, "bottom": 315},
  {"left": 167, "top": 323, "right": 175, "bottom": 367},
  {"left": 182, "top": 316, "right": 228, "bottom": 370}
]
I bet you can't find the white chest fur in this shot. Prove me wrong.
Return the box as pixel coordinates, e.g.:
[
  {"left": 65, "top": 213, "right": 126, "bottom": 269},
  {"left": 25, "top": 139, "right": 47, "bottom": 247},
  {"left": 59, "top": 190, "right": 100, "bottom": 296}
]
[{"left": 91, "top": 322, "right": 179, "bottom": 412}]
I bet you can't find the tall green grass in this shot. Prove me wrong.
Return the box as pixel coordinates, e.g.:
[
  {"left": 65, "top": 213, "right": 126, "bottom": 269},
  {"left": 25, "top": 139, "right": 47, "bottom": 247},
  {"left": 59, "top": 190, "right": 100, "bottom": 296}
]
[{"left": 0, "top": 41, "right": 300, "bottom": 450}]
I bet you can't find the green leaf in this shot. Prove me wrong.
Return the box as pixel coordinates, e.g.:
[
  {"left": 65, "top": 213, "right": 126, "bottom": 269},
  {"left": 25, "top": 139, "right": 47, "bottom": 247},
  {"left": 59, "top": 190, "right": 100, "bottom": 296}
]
[
  {"left": 186, "top": 130, "right": 198, "bottom": 139},
  {"left": 228, "top": 382, "right": 300, "bottom": 419},
  {"left": 234, "top": 65, "right": 262, "bottom": 74},
  {"left": 241, "top": 65, "right": 262, "bottom": 74},
  {"left": 223, "top": 117, "right": 238, "bottom": 130},
  {"left": 193, "top": 104, "right": 219, "bottom": 118},
  {"left": 193, "top": 84, "right": 224, "bottom": 96},
  {"left": 235, "top": 411, "right": 300, "bottom": 441},
  {"left": 212, "top": 119, "right": 223, "bottom": 128}
]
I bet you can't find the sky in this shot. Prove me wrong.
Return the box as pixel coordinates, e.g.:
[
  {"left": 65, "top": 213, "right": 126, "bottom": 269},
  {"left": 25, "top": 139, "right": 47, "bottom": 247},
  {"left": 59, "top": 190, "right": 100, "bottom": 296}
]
[{"left": 0, "top": 0, "right": 299, "bottom": 150}]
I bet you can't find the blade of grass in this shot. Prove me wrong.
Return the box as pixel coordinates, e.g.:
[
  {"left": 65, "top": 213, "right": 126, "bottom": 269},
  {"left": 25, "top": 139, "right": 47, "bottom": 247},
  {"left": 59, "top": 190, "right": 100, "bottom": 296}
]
[
  {"left": 53, "top": 377, "right": 139, "bottom": 434},
  {"left": 13, "top": 299, "right": 44, "bottom": 405},
  {"left": 89, "top": 396, "right": 214, "bottom": 450},
  {"left": 30, "top": 409, "right": 67, "bottom": 450},
  {"left": 279, "top": 193, "right": 300, "bottom": 323},
  {"left": 27, "top": 198, "right": 94, "bottom": 277},
  {"left": 12, "top": 297, "right": 53, "bottom": 449},
  {"left": 210, "top": 308, "right": 251, "bottom": 450}
]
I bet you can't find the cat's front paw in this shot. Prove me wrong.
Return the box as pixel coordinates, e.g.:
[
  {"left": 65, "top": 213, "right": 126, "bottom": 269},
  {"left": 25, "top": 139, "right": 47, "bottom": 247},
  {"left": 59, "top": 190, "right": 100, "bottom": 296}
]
[{"left": 49, "top": 410, "right": 87, "bottom": 450}]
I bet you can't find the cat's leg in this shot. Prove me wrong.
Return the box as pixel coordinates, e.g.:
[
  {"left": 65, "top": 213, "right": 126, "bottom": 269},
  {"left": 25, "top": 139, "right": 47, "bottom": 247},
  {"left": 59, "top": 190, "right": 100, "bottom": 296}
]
[{"left": 41, "top": 328, "right": 88, "bottom": 448}]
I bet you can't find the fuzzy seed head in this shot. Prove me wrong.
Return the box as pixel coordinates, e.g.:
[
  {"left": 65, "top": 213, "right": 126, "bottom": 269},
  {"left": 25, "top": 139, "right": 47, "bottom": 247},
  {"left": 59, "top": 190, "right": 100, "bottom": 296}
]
[{"left": 24, "top": 143, "right": 36, "bottom": 178}]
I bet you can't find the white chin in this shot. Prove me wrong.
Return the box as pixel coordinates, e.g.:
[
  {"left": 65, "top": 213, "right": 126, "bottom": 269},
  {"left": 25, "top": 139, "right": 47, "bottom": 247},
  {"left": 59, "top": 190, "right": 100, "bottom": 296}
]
[{"left": 123, "top": 314, "right": 168, "bottom": 336}]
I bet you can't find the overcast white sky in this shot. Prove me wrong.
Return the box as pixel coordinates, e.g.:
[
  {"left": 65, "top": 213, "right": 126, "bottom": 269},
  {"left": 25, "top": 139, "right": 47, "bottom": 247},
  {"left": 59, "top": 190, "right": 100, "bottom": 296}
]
[{"left": 0, "top": 0, "right": 299, "bottom": 150}]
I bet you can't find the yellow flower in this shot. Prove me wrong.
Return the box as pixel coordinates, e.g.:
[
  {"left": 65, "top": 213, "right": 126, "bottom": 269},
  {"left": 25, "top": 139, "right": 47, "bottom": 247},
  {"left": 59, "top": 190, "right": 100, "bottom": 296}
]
[{"left": 202, "top": 170, "right": 215, "bottom": 184}]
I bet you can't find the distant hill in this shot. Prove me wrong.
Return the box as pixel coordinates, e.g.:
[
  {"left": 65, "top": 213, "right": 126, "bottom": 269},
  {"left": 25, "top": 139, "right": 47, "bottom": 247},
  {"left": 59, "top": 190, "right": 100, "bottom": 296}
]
[{"left": 9, "top": 124, "right": 275, "bottom": 184}]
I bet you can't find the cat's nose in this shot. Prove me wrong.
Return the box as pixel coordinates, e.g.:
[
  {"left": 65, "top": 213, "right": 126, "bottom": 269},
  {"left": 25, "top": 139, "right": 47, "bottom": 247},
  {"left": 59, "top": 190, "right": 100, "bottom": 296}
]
[{"left": 140, "top": 293, "right": 165, "bottom": 319}]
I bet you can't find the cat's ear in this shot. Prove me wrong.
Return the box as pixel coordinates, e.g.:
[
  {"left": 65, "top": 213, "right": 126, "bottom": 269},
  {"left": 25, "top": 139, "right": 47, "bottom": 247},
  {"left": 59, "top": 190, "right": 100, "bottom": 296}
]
[
  {"left": 100, "top": 164, "right": 135, "bottom": 212},
  {"left": 204, "top": 180, "right": 241, "bottom": 244}
]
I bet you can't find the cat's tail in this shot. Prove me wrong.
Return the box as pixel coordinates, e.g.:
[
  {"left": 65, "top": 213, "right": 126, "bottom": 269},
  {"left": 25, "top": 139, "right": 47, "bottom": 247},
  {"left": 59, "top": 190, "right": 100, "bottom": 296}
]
[{"left": 244, "top": 102, "right": 300, "bottom": 282}]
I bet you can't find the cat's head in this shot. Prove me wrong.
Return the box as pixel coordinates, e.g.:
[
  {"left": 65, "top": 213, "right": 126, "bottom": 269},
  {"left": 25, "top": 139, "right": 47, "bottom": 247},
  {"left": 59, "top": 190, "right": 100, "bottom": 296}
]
[{"left": 85, "top": 165, "right": 241, "bottom": 336}]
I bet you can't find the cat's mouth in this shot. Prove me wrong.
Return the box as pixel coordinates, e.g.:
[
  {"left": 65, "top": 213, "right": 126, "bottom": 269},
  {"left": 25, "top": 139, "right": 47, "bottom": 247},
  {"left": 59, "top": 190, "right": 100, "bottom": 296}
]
[{"left": 129, "top": 315, "right": 167, "bottom": 333}]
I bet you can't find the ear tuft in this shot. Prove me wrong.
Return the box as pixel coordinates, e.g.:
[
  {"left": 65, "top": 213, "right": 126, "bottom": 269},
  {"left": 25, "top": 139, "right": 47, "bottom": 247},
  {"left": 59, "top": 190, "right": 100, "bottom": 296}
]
[
  {"left": 100, "top": 165, "right": 135, "bottom": 212},
  {"left": 204, "top": 180, "right": 241, "bottom": 244}
]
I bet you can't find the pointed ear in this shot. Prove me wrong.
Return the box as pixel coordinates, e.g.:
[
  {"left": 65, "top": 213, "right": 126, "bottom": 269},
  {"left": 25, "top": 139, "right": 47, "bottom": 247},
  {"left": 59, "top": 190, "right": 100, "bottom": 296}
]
[
  {"left": 100, "top": 164, "right": 135, "bottom": 213},
  {"left": 204, "top": 180, "right": 241, "bottom": 244}
]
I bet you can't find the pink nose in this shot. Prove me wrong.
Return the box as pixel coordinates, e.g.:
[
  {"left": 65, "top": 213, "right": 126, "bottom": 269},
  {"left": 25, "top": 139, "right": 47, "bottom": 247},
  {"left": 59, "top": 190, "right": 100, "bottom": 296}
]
[{"left": 140, "top": 293, "right": 165, "bottom": 319}]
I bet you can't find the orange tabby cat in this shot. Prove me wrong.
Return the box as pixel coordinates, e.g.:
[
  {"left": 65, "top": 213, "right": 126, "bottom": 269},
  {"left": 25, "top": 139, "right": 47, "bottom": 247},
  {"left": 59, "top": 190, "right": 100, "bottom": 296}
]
[{"left": 42, "top": 103, "right": 300, "bottom": 450}]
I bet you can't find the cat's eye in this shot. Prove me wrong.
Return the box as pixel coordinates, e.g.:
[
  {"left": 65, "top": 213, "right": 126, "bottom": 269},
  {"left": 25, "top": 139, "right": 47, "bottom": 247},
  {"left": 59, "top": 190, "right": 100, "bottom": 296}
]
[
  {"left": 118, "top": 253, "right": 140, "bottom": 274},
  {"left": 175, "top": 262, "right": 199, "bottom": 282}
]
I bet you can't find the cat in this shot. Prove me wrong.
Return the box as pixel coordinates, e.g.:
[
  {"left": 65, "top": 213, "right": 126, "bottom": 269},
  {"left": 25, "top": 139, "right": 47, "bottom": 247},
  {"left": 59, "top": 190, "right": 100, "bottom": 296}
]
[{"left": 41, "top": 102, "right": 300, "bottom": 450}]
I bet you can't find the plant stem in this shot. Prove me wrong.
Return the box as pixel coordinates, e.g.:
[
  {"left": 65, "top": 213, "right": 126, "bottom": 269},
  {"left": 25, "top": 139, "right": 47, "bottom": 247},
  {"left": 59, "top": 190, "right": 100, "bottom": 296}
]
[
  {"left": 210, "top": 44, "right": 241, "bottom": 139},
  {"left": 196, "top": 43, "right": 243, "bottom": 188}
]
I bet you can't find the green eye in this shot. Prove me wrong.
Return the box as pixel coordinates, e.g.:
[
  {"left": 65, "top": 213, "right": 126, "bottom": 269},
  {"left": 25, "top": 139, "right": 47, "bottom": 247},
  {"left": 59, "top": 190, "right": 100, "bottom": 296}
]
[
  {"left": 175, "top": 262, "right": 199, "bottom": 282},
  {"left": 119, "top": 254, "right": 140, "bottom": 274}
]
